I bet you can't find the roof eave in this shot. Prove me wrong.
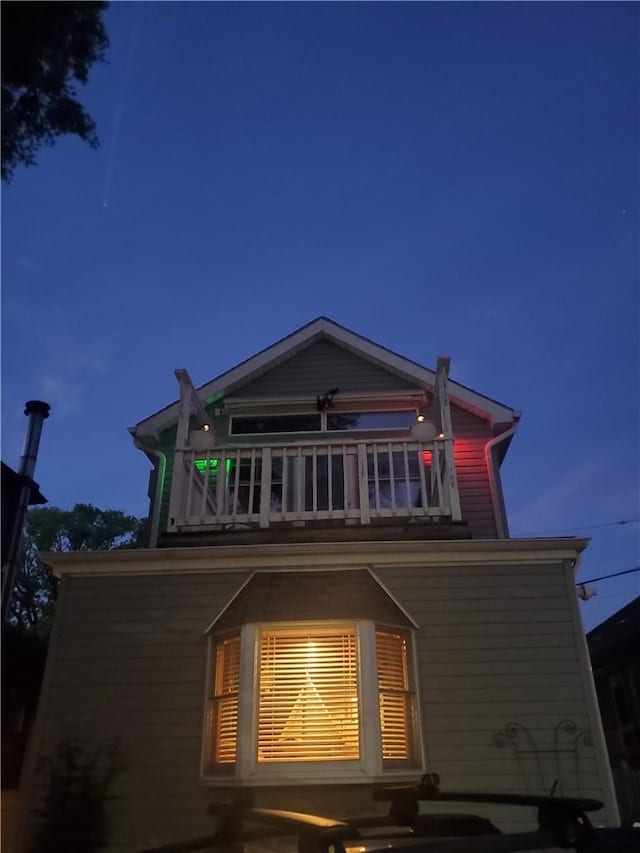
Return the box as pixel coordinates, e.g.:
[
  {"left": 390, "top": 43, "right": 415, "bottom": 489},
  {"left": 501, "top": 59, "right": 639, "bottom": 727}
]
[{"left": 131, "top": 317, "right": 517, "bottom": 438}]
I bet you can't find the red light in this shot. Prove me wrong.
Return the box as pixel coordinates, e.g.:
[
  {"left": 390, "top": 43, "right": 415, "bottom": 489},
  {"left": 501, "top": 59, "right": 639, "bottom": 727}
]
[{"left": 422, "top": 451, "right": 431, "bottom": 464}]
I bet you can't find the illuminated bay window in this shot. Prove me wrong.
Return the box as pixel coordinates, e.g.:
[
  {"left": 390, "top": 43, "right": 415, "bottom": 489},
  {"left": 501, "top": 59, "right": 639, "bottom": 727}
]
[{"left": 203, "top": 621, "right": 420, "bottom": 780}]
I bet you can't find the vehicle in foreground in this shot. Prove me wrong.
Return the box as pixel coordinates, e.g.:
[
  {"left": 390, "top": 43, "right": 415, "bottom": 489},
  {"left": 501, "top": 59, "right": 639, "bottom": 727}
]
[{"left": 138, "top": 775, "right": 639, "bottom": 853}]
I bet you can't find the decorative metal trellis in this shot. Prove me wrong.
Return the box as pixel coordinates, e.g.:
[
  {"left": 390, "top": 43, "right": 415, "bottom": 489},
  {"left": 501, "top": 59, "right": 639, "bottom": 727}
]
[{"left": 492, "top": 719, "right": 594, "bottom": 795}]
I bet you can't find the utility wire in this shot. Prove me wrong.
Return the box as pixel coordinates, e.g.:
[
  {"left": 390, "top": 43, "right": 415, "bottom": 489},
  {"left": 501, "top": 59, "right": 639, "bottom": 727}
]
[
  {"left": 578, "top": 566, "right": 640, "bottom": 585},
  {"left": 515, "top": 518, "right": 639, "bottom": 537}
]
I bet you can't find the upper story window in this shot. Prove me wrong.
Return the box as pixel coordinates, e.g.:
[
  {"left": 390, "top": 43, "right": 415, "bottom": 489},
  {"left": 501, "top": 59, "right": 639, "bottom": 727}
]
[
  {"left": 203, "top": 621, "right": 421, "bottom": 782},
  {"left": 327, "top": 411, "right": 417, "bottom": 431},
  {"left": 229, "top": 409, "right": 417, "bottom": 436},
  {"left": 230, "top": 414, "right": 322, "bottom": 435}
]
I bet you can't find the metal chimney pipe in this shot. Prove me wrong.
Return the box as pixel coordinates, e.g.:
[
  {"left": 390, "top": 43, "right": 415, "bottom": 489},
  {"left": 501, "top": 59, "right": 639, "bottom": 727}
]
[{"left": 1, "top": 401, "right": 51, "bottom": 623}]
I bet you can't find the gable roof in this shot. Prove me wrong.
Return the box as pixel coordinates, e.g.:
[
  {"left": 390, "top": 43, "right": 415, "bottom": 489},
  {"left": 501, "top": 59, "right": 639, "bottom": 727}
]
[
  {"left": 132, "top": 317, "right": 517, "bottom": 436},
  {"left": 230, "top": 336, "right": 421, "bottom": 399},
  {"left": 207, "top": 569, "right": 416, "bottom": 633}
]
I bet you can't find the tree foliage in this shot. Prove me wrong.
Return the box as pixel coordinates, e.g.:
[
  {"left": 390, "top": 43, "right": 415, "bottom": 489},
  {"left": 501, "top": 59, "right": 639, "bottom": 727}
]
[
  {"left": 11, "top": 503, "right": 146, "bottom": 634},
  {"left": 1, "top": 1, "right": 109, "bottom": 182}
]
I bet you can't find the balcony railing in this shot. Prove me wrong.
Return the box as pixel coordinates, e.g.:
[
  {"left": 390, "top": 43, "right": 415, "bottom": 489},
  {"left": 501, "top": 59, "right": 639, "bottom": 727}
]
[{"left": 167, "top": 438, "right": 461, "bottom": 532}]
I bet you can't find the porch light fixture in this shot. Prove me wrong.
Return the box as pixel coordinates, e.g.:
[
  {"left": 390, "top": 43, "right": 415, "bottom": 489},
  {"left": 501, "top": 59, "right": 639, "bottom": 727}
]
[
  {"left": 410, "top": 419, "right": 436, "bottom": 442},
  {"left": 202, "top": 424, "right": 211, "bottom": 432}
]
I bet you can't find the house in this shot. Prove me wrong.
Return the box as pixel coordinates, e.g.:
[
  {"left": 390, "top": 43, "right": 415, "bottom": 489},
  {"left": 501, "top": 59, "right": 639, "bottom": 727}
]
[
  {"left": 2, "top": 457, "right": 48, "bottom": 853},
  {"left": 2, "top": 460, "right": 48, "bottom": 786},
  {"left": 1, "top": 461, "right": 46, "bottom": 567},
  {"left": 587, "top": 596, "right": 640, "bottom": 824},
  {"left": 21, "top": 318, "right": 618, "bottom": 851}
]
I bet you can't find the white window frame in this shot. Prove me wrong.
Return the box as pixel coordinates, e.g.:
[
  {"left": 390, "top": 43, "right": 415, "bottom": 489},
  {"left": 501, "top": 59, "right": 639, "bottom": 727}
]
[
  {"left": 201, "top": 620, "right": 423, "bottom": 785},
  {"left": 228, "top": 408, "right": 419, "bottom": 437},
  {"left": 229, "top": 412, "right": 323, "bottom": 437}
]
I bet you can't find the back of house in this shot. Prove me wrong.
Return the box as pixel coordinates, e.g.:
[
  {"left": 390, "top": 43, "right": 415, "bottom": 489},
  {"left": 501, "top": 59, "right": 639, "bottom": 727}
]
[{"left": 19, "top": 318, "right": 618, "bottom": 852}]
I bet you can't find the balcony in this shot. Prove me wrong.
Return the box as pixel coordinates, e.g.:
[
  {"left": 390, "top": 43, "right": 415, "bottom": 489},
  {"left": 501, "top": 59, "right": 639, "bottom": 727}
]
[
  {"left": 167, "top": 437, "right": 461, "bottom": 533},
  {"left": 162, "top": 357, "right": 463, "bottom": 539}
]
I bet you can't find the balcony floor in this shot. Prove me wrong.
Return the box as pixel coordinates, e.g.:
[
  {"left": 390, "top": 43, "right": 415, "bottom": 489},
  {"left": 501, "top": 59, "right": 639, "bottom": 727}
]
[{"left": 158, "top": 517, "right": 471, "bottom": 549}]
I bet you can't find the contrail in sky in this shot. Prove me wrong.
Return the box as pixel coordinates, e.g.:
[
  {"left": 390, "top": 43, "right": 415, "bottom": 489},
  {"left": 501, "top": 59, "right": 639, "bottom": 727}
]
[{"left": 102, "top": 21, "right": 137, "bottom": 208}]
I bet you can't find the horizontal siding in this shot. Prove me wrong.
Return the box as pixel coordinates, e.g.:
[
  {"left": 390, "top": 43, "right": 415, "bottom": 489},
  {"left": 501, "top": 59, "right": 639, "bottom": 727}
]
[
  {"left": 450, "top": 405, "right": 491, "bottom": 437},
  {"left": 376, "top": 562, "right": 612, "bottom": 822},
  {"left": 157, "top": 424, "right": 177, "bottom": 534},
  {"left": 229, "top": 339, "right": 421, "bottom": 398},
  {"left": 26, "top": 571, "right": 250, "bottom": 853},
  {"left": 450, "top": 406, "right": 497, "bottom": 538},
  {"left": 25, "top": 558, "right": 615, "bottom": 846},
  {"left": 453, "top": 435, "right": 496, "bottom": 538}
]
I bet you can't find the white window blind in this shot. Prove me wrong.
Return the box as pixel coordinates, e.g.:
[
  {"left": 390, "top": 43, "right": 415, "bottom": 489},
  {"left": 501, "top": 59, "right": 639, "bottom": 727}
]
[
  {"left": 209, "top": 635, "right": 241, "bottom": 765},
  {"left": 376, "top": 630, "right": 414, "bottom": 761},
  {"left": 257, "top": 628, "right": 360, "bottom": 762}
]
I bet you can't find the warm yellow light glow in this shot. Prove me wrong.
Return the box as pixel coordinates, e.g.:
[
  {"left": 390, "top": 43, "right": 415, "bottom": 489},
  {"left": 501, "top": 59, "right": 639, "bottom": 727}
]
[
  {"left": 258, "top": 628, "right": 360, "bottom": 763},
  {"left": 202, "top": 423, "right": 211, "bottom": 431},
  {"left": 417, "top": 415, "right": 425, "bottom": 422},
  {"left": 437, "top": 432, "right": 445, "bottom": 439},
  {"left": 211, "top": 636, "right": 240, "bottom": 764},
  {"left": 376, "top": 631, "right": 412, "bottom": 761},
  {"left": 209, "top": 625, "right": 415, "bottom": 771}
]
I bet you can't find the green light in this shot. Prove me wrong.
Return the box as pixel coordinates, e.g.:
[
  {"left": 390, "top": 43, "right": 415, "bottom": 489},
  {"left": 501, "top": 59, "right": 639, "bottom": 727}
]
[
  {"left": 194, "top": 458, "right": 233, "bottom": 480},
  {"left": 194, "top": 458, "right": 218, "bottom": 474}
]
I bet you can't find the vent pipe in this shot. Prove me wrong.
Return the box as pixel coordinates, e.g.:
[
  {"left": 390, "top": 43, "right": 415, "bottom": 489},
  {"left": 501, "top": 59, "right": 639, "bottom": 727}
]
[{"left": 1, "top": 401, "right": 51, "bottom": 622}]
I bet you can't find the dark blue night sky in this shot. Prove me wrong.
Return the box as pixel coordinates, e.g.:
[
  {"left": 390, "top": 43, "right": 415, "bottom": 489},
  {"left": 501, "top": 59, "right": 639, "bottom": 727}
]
[{"left": 2, "top": 2, "right": 638, "bottom": 630}]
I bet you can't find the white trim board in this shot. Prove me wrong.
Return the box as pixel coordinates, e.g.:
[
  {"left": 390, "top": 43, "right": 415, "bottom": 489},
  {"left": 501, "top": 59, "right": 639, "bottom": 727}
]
[{"left": 42, "top": 537, "right": 589, "bottom": 578}]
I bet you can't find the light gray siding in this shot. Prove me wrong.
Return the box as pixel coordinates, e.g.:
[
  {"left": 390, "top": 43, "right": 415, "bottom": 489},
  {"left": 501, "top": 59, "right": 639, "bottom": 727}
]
[
  {"left": 227, "top": 339, "right": 421, "bottom": 398},
  {"left": 375, "top": 562, "right": 613, "bottom": 818},
  {"left": 26, "top": 572, "right": 250, "bottom": 853},
  {"left": 156, "top": 424, "right": 176, "bottom": 535},
  {"left": 24, "top": 557, "right": 615, "bottom": 849}
]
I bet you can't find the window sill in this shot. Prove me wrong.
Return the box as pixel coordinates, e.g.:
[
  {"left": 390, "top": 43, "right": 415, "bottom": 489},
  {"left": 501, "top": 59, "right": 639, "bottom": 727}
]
[{"left": 200, "top": 769, "right": 423, "bottom": 788}]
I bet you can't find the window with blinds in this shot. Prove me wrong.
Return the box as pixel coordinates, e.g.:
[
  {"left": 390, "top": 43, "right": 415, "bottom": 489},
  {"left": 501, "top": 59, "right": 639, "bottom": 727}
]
[
  {"left": 208, "top": 634, "right": 241, "bottom": 766},
  {"left": 203, "top": 621, "right": 420, "bottom": 778},
  {"left": 257, "top": 628, "right": 360, "bottom": 762},
  {"left": 376, "top": 630, "right": 415, "bottom": 762}
]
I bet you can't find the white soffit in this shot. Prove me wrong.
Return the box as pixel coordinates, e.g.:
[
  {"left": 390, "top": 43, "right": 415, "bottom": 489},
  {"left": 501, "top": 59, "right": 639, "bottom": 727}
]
[{"left": 42, "top": 537, "right": 590, "bottom": 577}]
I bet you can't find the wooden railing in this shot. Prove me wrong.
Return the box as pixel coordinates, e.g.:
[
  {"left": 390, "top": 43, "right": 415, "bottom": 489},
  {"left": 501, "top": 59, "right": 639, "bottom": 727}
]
[{"left": 167, "top": 438, "right": 461, "bottom": 531}]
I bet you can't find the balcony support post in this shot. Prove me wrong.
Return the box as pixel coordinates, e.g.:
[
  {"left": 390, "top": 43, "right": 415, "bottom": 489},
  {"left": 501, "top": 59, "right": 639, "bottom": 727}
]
[
  {"left": 167, "top": 371, "right": 192, "bottom": 530},
  {"left": 435, "top": 357, "right": 462, "bottom": 522},
  {"left": 168, "top": 369, "right": 215, "bottom": 531},
  {"left": 259, "top": 447, "right": 272, "bottom": 528},
  {"left": 174, "top": 369, "right": 215, "bottom": 437},
  {"left": 215, "top": 449, "right": 227, "bottom": 518},
  {"left": 357, "top": 444, "right": 371, "bottom": 525}
]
